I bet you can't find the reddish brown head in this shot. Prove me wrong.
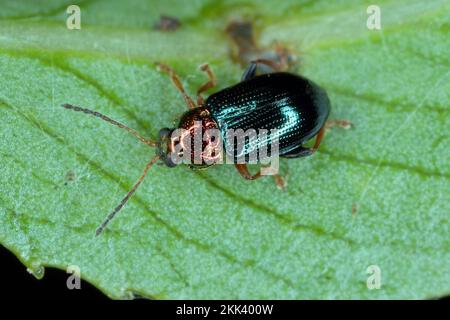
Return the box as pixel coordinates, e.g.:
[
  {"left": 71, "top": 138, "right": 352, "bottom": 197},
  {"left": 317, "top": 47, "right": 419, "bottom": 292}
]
[{"left": 157, "top": 107, "right": 222, "bottom": 169}]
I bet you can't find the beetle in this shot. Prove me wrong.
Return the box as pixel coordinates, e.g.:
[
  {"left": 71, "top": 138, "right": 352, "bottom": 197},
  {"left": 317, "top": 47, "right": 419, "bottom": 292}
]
[{"left": 63, "top": 59, "right": 350, "bottom": 236}]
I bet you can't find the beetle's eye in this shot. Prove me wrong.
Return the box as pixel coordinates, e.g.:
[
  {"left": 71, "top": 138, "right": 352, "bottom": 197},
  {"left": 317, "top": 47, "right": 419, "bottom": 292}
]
[{"left": 158, "top": 127, "right": 172, "bottom": 140}]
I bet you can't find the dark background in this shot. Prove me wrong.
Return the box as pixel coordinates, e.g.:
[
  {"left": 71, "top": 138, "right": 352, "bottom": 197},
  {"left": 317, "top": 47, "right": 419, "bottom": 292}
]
[
  {"left": 1, "top": 244, "right": 448, "bottom": 300},
  {"left": 0, "top": 244, "right": 108, "bottom": 299}
]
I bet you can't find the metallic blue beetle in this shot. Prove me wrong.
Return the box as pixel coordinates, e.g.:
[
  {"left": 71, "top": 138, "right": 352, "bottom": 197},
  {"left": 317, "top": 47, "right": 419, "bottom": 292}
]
[{"left": 63, "top": 59, "right": 348, "bottom": 235}]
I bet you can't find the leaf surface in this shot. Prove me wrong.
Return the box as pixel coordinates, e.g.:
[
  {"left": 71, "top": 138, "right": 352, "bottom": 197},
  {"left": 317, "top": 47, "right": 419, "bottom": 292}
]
[{"left": 0, "top": 0, "right": 449, "bottom": 298}]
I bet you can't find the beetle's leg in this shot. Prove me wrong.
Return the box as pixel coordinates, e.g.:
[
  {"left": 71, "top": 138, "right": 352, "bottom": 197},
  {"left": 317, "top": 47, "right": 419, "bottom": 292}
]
[
  {"left": 325, "top": 119, "right": 353, "bottom": 130},
  {"left": 271, "top": 42, "right": 300, "bottom": 72},
  {"left": 283, "top": 121, "right": 352, "bottom": 159},
  {"left": 273, "top": 42, "right": 289, "bottom": 71},
  {"left": 283, "top": 120, "right": 351, "bottom": 159},
  {"left": 310, "top": 125, "right": 326, "bottom": 151},
  {"left": 302, "top": 125, "right": 326, "bottom": 156},
  {"left": 234, "top": 164, "right": 286, "bottom": 190},
  {"left": 155, "top": 62, "right": 196, "bottom": 110},
  {"left": 241, "top": 62, "right": 258, "bottom": 81},
  {"left": 252, "top": 58, "right": 284, "bottom": 72},
  {"left": 242, "top": 58, "right": 284, "bottom": 81},
  {"left": 283, "top": 126, "right": 326, "bottom": 158},
  {"left": 197, "top": 63, "right": 217, "bottom": 107}
]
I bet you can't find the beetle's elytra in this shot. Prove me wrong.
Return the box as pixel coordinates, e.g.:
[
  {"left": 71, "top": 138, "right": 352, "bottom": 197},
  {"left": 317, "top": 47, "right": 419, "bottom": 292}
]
[
  {"left": 63, "top": 59, "right": 350, "bottom": 236},
  {"left": 206, "top": 72, "right": 330, "bottom": 158}
]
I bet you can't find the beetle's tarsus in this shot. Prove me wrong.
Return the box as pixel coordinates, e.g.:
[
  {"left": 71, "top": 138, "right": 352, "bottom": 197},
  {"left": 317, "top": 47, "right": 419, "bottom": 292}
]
[
  {"left": 274, "top": 174, "right": 286, "bottom": 191},
  {"left": 325, "top": 119, "right": 353, "bottom": 130},
  {"left": 197, "top": 63, "right": 217, "bottom": 106}
]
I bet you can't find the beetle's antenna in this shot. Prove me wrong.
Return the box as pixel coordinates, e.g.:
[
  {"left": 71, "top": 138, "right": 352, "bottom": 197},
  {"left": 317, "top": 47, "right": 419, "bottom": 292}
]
[
  {"left": 62, "top": 104, "right": 156, "bottom": 147},
  {"left": 95, "top": 154, "right": 160, "bottom": 236}
]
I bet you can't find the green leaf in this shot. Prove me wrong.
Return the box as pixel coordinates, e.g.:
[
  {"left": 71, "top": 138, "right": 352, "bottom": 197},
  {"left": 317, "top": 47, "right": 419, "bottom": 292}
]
[{"left": 0, "top": 0, "right": 449, "bottom": 299}]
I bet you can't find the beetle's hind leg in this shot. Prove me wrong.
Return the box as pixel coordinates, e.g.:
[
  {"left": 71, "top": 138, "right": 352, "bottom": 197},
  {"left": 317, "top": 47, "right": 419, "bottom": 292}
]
[
  {"left": 155, "top": 62, "right": 196, "bottom": 110},
  {"left": 196, "top": 63, "right": 217, "bottom": 107},
  {"left": 234, "top": 164, "right": 286, "bottom": 191},
  {"left": 325, "top": 119, "right": 353, "bottom": 130},
  {"left": 282, "top": 126, "right": 326, "bottom": 158},
  {"left": 283, "top": 120, "right": 353, "bottom": 159}
]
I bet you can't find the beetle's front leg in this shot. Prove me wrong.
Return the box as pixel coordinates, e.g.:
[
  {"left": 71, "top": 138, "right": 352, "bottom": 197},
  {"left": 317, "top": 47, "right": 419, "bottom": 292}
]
[
  {"left": 234, "top": 164, "right": 286, "bottom": 190},
  {"left": 197, "top": 63, "right": 217, "bottom": 107},
  {"left": 155, "top": 62, "right": 197, "bottom": 110}
]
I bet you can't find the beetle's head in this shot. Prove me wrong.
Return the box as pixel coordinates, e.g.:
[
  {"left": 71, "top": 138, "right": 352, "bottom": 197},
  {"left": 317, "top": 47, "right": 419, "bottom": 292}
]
[
  {"left": 157, "top": 108, "right": 222, "bottom": 169},
  {"left": 157, "top": 127, "right": 178, "bottom": 167}
]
